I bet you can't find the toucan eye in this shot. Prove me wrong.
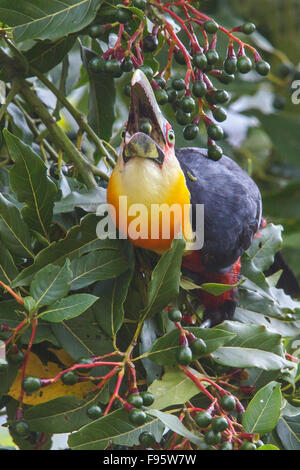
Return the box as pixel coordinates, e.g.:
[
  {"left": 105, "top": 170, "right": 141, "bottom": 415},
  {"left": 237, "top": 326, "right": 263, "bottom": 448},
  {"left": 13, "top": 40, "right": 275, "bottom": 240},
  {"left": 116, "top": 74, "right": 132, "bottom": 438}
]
[
  {"left": 167, "top": 129, "right": 175, "bottom": 144},
  {"left": 121, "top": 128, "right": 126, "bottom": 139}
]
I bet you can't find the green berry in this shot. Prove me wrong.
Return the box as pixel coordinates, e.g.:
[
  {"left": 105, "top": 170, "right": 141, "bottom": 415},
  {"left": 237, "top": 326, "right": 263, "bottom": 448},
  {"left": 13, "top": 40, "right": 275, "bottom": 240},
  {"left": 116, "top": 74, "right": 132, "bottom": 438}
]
[
  {"left": 240, "top": 441, "right": 257, "bottom": 450},
  {"left": 204, "top": 430, "right": 221, "bottom": 445},
  {"left": 214, "top": 89, "right": 230, "bottom": 104},
  {"left": 175, "top": 346, "right": 193, "bottom": 365},
  {"left": 138, "top": 65, "right": 153, "bottom": 81},
  {"left": 207, "top": 124, "right": 224, "bottom": 141},
  {"left": 273, "top": 95, "right": 286, "bottom": 110},
  {"left": 143, "top": 35, "right": 158, "bottom": 53},
  {"left": 278, "top": 62, "right": 294, "bottom": 78},
  {"left": 206, "top": 50, "right": 219, "bottom": 65},
  {"left": 198, "top": 440, "right": 210, "bottom": 450},
  {"left": 141, "top": 391, "right": 155, "bottom": 406},
  {"left": 128, "top": 393, "right": 144, "bottom": 408},
  {"left": 212, "top": 416, "right": 229, "bottom": 432},
  {"left": 124, "top": 83, "right": 131, "bottom": 97},
  {"left": 61, "top": 370, "right": 79, "bottom": 386},
  {"left": 166, "top": 88, "right": 178, "bottom": 103},
  {"left": 237, "top": 56, "right": 252, "bottom": 74},
  {"left": 218, "top": 71, "right": 235, "bottom": 84},
  {"left": 0, "top": 358, "right": 9, "bottom": 373},
  {"left": 213, "top": 107, "right": 227, "bottom": 122},
  {"left": 139, "top": 431, "right": 156, "bottom": 447},
  {"left": 76, "top": 357, "right": 93, "bottom": 374},
  {"left": 176, "top": 109, "right": 191, "bottom": 125},
  {"left": 204, "top": 20, "right": 219, "bottom": 34},
  {"left": 155, "top": 76, "right": 166, "bottom": 89},
  {"left": 121, "top": 57, "right": 133, "bottom": 72},
  {"left": 140, "top": 120, "right": 152, "bottom": 135},
  {"left": 87, "top": 405, "right": 102, "bottom": 419},
  {"left": 208, "top": 143, "right": 223, "bottom": 161},
  {"left": 195, "top": 411, "right": 212, "bottom": 428},
  {"left": 220, "top": 441, "right": 233, "bottom": 450},
  {"left": 242, "top": 22, "right": 256, "bottom": 35},
  {"left": 183, "top": 124, "right": 199, "bottom": 141},
  {"left": 89, "top": 57, "right": 105, "bottom": 73},
  {"left": 103, "top": 59, "right": 122, "bottom": 77},
  {"left": 88, "top": 24, "right": 106, "bottom": 39},
  {"left": 116, "top": 8, "right": 132, "bottom": 24},
  {"left": 22, "top": 376, "right": 41, "bottom": 393},
  {"left": 133, "top": 0, "right": 147, "bottom": 10},
  {"left": 193, "top": 53, "right": 208, "bottom": 70},
  {"left": 168, "top": 308, "right": 182, "bottom": 322},
  {"left": 224, "top": 57, "right": 237, "bottom": 74},
  {"left": 13, "top": 421, "right": 30, "bottom": 438},
  {"left": 256, "top": 60, "right": 270, "bottom": 76},
  {"left": 220, "top": 395, "right": 236, "bottom": 411},
  {"left": 190, "top": 338, "right": 207, "bottom": 356},
  {"left": 155, "top": 89, "right": 169, "bottom": 105},
  {"left": 172, "top": 78, "right": 186, "bottom": 91},
  {"left": 180, "top": 96, "right": 196, "bottom": 113},
  {"left": 128, "top": 408, "right": 147, "bottom": 426},
  {"left": 192, "top": 80, "right": 207, "bottom": 98},
  {"left": 7, "top": 350, "right": 25, "bottom": 365},
  {"left": 174, "top": 49, "right": 187, "bottom": 65}
]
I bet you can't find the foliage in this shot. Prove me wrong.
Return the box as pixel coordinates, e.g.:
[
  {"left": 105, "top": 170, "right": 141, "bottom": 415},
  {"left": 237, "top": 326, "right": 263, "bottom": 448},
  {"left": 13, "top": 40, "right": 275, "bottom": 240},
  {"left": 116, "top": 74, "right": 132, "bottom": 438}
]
[{"left": 0, "top": 0, "right": 299, "bottom": 452}]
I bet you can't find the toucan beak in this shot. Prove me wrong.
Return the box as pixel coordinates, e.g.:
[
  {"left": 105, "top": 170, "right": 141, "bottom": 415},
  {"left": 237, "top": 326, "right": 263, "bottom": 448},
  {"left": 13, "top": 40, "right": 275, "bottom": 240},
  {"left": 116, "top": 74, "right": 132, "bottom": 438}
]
[{"left": 123, "top": 70, "right": 166, "bottom": 164}]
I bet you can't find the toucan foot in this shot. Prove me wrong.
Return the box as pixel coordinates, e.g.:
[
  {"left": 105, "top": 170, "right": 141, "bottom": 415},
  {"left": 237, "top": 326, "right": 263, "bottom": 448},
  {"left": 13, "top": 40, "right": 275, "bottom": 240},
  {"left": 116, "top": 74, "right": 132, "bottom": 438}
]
[{"left": 203, "top": 300, "right": 237, "bottom": 327}]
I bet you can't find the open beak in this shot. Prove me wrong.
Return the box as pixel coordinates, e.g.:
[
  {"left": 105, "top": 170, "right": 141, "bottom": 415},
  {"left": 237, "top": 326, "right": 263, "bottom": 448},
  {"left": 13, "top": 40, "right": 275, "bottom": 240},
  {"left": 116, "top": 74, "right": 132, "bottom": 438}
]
[{"left": 123, "top": 69, "right": 166, "bottom": 165}]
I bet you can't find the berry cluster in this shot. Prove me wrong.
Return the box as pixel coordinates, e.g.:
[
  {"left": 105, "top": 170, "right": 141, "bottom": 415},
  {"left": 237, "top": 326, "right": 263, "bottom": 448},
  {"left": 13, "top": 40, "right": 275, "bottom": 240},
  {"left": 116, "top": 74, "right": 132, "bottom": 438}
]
[{"left": 85, "top": 0, "right": 270, "bottom": 161}]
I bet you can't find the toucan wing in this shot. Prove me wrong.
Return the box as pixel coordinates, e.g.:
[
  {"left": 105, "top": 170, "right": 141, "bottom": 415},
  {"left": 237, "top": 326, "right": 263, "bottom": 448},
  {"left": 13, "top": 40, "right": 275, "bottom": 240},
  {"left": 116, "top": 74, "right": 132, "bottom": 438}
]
[{"left": 176, "top": 147, "right": 262, "bottom": 273}]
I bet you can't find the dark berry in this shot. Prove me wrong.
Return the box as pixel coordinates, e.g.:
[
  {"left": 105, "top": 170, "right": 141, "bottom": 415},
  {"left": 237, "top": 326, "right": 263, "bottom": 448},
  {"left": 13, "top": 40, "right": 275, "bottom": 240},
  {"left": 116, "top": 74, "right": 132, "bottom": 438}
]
[
  {"left": 154, "top": 76, "right": 166, "bottom": 89},
  {"left": 13, "top": 421, "right": 30, "bottom": 438},
  {"left": 133, "top": 0, "right": 147, "bottom": 10},
  {"left": 218, "top": 71, "right": 235, "bottom": 84},
  {"left": 183, "top": 124, "right": 199, "bottom": 141},
  {"left": 190, "top": 338, "right": 207, "bottom": 356},
  {"left": 207, "top": 124, "right": 224, "bottom": 140},
  {"left": 76, "top": 357, "right": 93, "bottom": 374},
  {"left": 22, "top": 376, "right": 41, "bottom": 393},
  {"left": 88, "top": 24, "right": 106, "bottom": 39},
  {"left": 89, "top": 57, "right": 105, "bottom": 73},
  {"left": 273, "top": 95, "right": 286, "bottom": 110},
  {"left": 278, "top": 62, "right": 294, "bottom": 78},
  {"left": 128, "top": 394, "right": 144, "bottom": 408},
  {"left": 256, "top": 60, "right": 270, "bottom": 76},
  {"left": 140, "top": 120, "right": 152, "bottom": 135},
  {"left": 240, "top": 441, "right": 257, "bottom": 450},
  {"left": 220, "top": 395, "right": 236, "bottom": 411},
  {"left": 206, "top": 50, "right": 219, "bottom": 65},
  {"left": 192, "top": 80, "right": 207, "bottom": 98},
  {"left": 7, "top": 350, "right": 25, "bottom": 365},
  {"left": 212, "top": 416, "right": 229, "bottom": 432},
  {"left": 224, "top": 57, "right": 237, "bottom": 74},
  {"left": 155, "top": 89, "right": 169, "bottom": 105},
  {"left": 174, "top": 49, "right": 187, "bottom": 65},
  {"left": 237, "top": 56, "right": 252, "bottom": 74},
  {"left": 168, "top": 308, "right": 182, "bottom": 322},
  {"left": 176, "top": 109, "right": 191, "bottom": 126},
  {"left": 213, "top": 107, "right": 227, "bottom": 122},
  {"left": 193, "top": 53, "right": 208, "bottom": 70},
  {"left": 128, "top": 408, "right": 147, "bottom": 426},
  {"left": 204, "top": 20, "right": 219, "bottom": 34},
  {"left": 138, "top": 65, "right": 153, "bottom": 81},
  {"left": 204, "top": 430, "right": 221, "bottom": 445},
  {"left": 180, "top": 96, "right": 196, "bottom": 113},
  {"left": 214, "top": 89, "right": 230, "bottom": 104},
  {"left": 139, "top": 431, "right": 155, "bottom": 447},
  {"left": 61, "top": 371, "right": 79, "bottom": 386},
  {"left": 195, "top": 411, "right": 212, "bottom": 428},
  {"left": 242, "top": 22, "right": 256, "bottom": 35},
  {"left": 166, "top": 88, "right": 178, "bottom": 103},
  {"left": 208, "top": 143, "right": 223, "bottom": 161},
  {"left": 121, "top": 57, "right": 133, "bottom": 72},
  {"left": 103, "top": 59, "right": 122, "bottom": 77},
  {"left": 172, "top": 78, "right": 186, "bottom": 91},
  {"left": 143, "top": 35, "right": 158, "bottom": 53},
  {"left": 87, "top": 405, "right": 102, "bottom": 419},
  {"left": 175, "top": 346, "right": 193, "bottom": 365},
  {"left": 141, "top": 391, "right": 155, "bottom": 407}
]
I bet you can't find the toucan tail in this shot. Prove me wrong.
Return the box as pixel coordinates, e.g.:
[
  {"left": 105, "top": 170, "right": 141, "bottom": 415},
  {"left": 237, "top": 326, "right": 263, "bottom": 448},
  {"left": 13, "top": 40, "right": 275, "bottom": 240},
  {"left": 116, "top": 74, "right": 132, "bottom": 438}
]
[{"left": 264, "top": 251, "right": 300, "bottom": 298}]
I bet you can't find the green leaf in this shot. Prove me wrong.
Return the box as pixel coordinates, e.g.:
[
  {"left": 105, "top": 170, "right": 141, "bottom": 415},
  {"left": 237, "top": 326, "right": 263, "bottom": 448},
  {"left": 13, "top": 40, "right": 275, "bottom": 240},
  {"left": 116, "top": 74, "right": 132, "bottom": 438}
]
[
  {"left": 1, "top": 0, "right": 103, "bottom": 43},
  {"left": 68, "top": 408, "right": 164, "bottom": 450},
  {"left": 257, "top": 445, "right": 279, "bottom": 450},
  {"left": 246, "top": 223, "right": 283, "bottom": 272},
  {"left": 211, "top": 347, "right": 293, "bottom": 371},
  {"left": 277, "top": 414, "right": 300, "bottom": 450},
  {"left": 263, "top": 181, "right": 300, "bottom": 221},
  {"left": 147, "top": 410, "right": 203, "bottom": 446},
  {"left": 70, "top": 249, "right": 129, "bottom": 290},
  {"left": 30, "top": 260, "right": 73, "bottom": 307},
  {"left": 0, "top": 193, "right": 33, "bottom": 259},
  {"left": 54, "top": 187, "right": 106, "bottom": 214},
  {"left": 24, "top": 36, "right": 76, "bottom": 74},
  {"left": 200, "top": 280, "right": 244, "bottom": 296},
  {"left": 0, "top": 246, "right": 18, "bottom": 284},
  {"left": 242, "top": 382, "right": 282, "bottom": 435},
  {"left": 39, "top": 294, "right": 98, "bottom": 322},
  {"left": 148, "top": 367, "right": 207, "bottom": 410},
  {"left": 12, "top": 214, "right": 110, "bottom": 287},
  {"left": 148, "top": 327, "right": 235, "bottom": 366},
  {"left": 143, "top": 237, "right": 185, "bottom": 317},
  {"left": 4, "top": 130, "right": 57, "bottom": 238},
  {"left": 81, "top": 45, "right": 116, "bottom": 141}
]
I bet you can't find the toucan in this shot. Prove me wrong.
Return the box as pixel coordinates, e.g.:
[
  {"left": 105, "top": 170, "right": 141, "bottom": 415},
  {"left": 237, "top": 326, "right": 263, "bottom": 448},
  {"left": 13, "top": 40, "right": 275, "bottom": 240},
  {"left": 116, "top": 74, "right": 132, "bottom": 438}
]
[{"left": 107, "top": 70, "right": 294, "bottom": 326}]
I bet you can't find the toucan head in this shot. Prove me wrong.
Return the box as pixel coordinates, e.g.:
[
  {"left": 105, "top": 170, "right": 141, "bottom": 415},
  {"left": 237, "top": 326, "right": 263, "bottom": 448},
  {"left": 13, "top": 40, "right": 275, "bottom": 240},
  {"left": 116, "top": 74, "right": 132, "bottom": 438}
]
[{"left": 122, "top": 69, "right": 176, "bottom": 166}]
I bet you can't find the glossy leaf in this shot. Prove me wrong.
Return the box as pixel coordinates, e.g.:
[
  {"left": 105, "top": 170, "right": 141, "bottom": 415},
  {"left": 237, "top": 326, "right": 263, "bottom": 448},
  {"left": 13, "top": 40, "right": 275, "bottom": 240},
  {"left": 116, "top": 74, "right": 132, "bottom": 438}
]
[
  {"left": 148, "top": 410, "right": 203, "bottom": 446},
  {"left": 39, "top": 294, "right": 98, "bottom": 322},
  {"left": 211, "top": 347, "right": 294, "bottom": 371},
  {"left": 0, "top": 245, "right": 18, "bottom": 284},
  {"left": 277, "top": 414, "right": 300, "bottom": 450},
  {"left": 24, "top": 36, "right": 76, "bottom": 74}
]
